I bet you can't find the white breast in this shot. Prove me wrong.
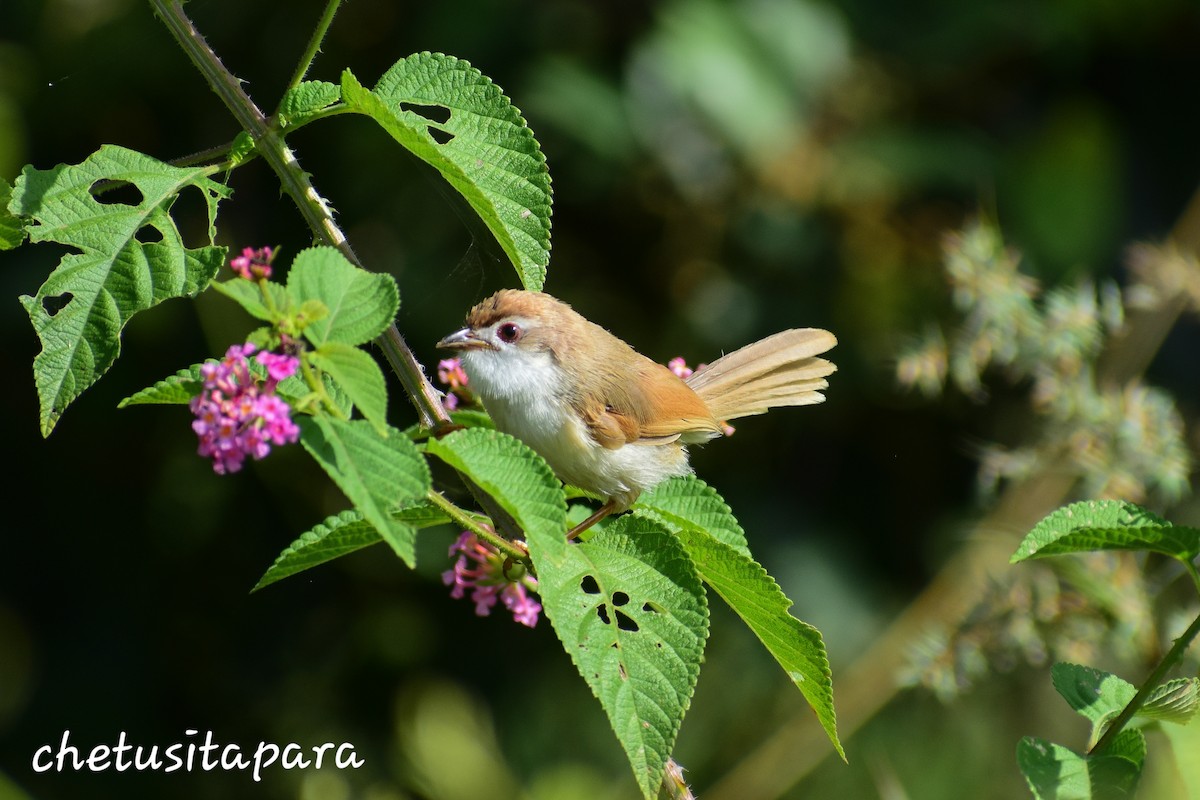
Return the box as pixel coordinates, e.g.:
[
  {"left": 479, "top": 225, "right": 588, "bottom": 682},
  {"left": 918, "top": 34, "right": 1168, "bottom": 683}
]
[{"left": 459, "top": 347, "right": 691, "bottom": 508}]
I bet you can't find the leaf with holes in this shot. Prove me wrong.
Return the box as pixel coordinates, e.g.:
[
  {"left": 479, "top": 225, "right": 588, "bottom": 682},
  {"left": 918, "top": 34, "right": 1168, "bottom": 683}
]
[
  {"left": 12, "top": 145, "right": 229, "bottom": 435},
  {"left": 298, "top": 416, "right": 431, "bottom": 566},
  {"left": 674, "top": 526, "right": 843, "bottom": 761},
  {"left": 252, "top": 502, "right": 451, "bottom": 592},
  {"left": 1012, "top": 500, "right": 1170, "bottom": 563},
  {"left": 342, "top": 53, "right": 552, "bottom": 291},
  {"left": 528, "top": 513, "right": 707, "bottom": 799}
]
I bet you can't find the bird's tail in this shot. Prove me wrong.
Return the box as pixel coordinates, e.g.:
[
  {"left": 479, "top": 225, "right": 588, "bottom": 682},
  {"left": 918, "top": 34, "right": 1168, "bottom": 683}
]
[{"left": 685, "top": 328, "right": 837, "bottom": 423}]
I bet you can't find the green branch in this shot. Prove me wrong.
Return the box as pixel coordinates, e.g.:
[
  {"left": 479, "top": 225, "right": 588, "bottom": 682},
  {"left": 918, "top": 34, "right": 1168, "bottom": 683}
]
[{"left": 281, "top": 0, "right": 343, "bottom": 100}]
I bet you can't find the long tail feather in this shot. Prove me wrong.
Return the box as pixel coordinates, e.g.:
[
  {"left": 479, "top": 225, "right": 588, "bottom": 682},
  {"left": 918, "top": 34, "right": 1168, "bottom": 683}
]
[{"left": 685, "top": 329, "right": 836, "bottom": 422}]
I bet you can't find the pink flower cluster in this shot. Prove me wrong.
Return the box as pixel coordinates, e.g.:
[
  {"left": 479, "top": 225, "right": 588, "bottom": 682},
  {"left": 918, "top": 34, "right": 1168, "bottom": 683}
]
[
  {"left": 443, "top": 532, "right": 541, "bottom": 627},
  {"left": 190, "top": 343, "right": 301, "bottom": 474},
  {"left": 230, "top": 246, "right": 275, "bottom": 280},
  {"left": 436, "top": 357, "right": 472, "bottom": 411}
]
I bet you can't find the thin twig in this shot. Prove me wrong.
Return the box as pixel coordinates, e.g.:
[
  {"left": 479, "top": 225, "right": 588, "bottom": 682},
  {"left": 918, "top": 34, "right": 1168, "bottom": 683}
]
[
  {"left": 280, "top": 0, "right": 343, "bottom": 101},
  {"left": 148, "top": 0, "right": 450, "bottom": 431}
]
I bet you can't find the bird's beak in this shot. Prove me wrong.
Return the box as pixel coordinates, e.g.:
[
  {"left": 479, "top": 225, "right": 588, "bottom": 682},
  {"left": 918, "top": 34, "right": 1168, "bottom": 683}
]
[{"left": 437, "top": 327, "right": 490, "bottom": 351}]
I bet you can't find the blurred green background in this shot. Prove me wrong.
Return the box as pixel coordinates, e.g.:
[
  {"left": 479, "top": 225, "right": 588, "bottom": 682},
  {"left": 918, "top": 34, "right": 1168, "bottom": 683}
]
[{"left": 2, "top": 0, "right": 1199, "bottom": 798}]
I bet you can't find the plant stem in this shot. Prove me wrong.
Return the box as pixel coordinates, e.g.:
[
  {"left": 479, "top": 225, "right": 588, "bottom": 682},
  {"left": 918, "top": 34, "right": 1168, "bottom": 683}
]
[
  {"left": 426, "top": 489, "right": 529, "bottom": 563},
  {"left": 149, "top": 0, "right": 450, "bottom": 430},
  {"left": 280, "top": 0, "right": 343, "bottom": 100},
  {"left": 1089, "top": 607, "right": 1200, "bottom": 755}
]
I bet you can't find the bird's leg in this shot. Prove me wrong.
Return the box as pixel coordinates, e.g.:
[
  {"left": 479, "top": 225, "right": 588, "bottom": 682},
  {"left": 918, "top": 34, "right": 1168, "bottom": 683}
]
[{"left": 566, "top": 500, "right": 617, "bottom": 541}]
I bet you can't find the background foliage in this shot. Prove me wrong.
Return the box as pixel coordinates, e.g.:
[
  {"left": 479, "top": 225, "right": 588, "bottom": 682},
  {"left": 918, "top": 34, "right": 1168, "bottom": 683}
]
[{"left": 2, "top": 0, "right": 1199, "bottom": 798}]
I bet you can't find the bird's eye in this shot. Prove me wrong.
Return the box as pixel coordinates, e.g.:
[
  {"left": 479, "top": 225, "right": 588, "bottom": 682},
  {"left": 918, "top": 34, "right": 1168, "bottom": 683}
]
[{"left": 496, "top": 322, "right": 522, "bottom": 343}]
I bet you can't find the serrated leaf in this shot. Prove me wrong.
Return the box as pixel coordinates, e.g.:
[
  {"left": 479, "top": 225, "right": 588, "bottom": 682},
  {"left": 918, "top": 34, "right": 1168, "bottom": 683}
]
[
  {"left": 426, "top": 430, "right": 708, "bottom": 797},
  {"left": 286, "top": 246, "right": 399, "bottom": 347},
  {"left": 119, "top": 364, "right": 204, "bottom": 407},
  {"left": 634, "top": 476, "right": 749, "bottom": 555},
  {"left": 298, "top": 416, "right": 431, "bottom": 566},
  {"left": 1020, "top": 526, "right": 1200, "bottom": 563},
  {"left": 424, "top": 427, "right": 566, "bottom": 539},
  {"left": 342, "top": 55, "right": 552, "bottom": 291},
  {"left": 252, "top": 501, "right": 451, "bottom": 592},
  {"left": 673, "top": 525, "right": 844, "bottom": 761},
  {"left": 1051, "top": 663, "right": 1136, "bottom": 745},
  {"left": 120, "top": 359, "right": 313, "bottom": 408},
  {"left": 209, "top": 277, "right": 289, "bottom": 322},
  {"left": 1012, "top": 500, "right": 1170, "bottom": 563},
  {"left": 532, "top": 513, "right": 707, "bottom": 800},
  {"left": 228, "top": 131, "right": 257, "bottom": 167},
  {"left": 1138, "top": 677, "right": 1200, "bottom": 724},
  {"left": 309, "top": 342, "right": 389, "bottom": 435},
  {"left": 1, "top": 175, "right": 26, "bottom": 249},
  {"left": 13, "top": 145, "right": 229, "bottom": 435},
  {"left": 1017, "top": 733, "right": 1144, "bottom": 800},
  {"left": 278, "top": 80, "right": 341, "bottom": 127}
]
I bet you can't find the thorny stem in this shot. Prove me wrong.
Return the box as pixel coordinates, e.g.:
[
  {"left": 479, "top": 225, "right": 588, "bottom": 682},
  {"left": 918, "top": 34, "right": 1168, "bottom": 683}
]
[
  {"left": 1089, "top": 606, "right": 1200, "bottom": 755},
  {"left": 426, "top": 490, "right": 530, "bottom": 563},
  {"left": 280, "top": 0, "right": 343, "bottom": 102},
  {"left": 149, "top": 0, "right": 451, "bottom": 431}
]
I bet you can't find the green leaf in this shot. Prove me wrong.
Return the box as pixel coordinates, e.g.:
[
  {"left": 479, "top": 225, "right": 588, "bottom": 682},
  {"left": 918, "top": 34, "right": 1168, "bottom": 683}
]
[
  {"left": 120, "top": 358, "right": 314, "bottom": 408},
  {"left": 298, "top": 416, "right": 431, "bottom": 566},
  {"left": 309, "top": 342, "right": 389, "bottom": 435},
  {"left": 1011, "top": 500, "right": 1170, "bottom": 563},
  {"left": 13, "top": 145, "right": 230, "bottom": 435},
  {"left": 424, "top": 427, "right": 566, "bottom": 539},
  {"left": 286, "top": 246, "right": 399, "bottom": 347},
  {"left": 118, "top": 364, "right": 204, "bottom": 407},
  {"left": 1051, "top": 663, "right": 1136, "bottom": 745},
  {"left": 674, "top": 525, "right": 844, "bottom": 761},
  {"left": 1020, "top": 526, "right": 1200, "bottom": 563},
  {"left": 634, "top": 476, "right": 749, "bottom": 554},
  {"left": 252, "top": 502, "right": 451, "bottom": 592},
  {"left": 209, "top": 277, "right": 289, "bottom": 322},
  {"left": 1017, "top": 733, "right": 1144, "bottom": 800},
  {"left": 228, "top": 131, "right": 257, "bottom": 167},
  {"left": 531, "top": 514, "right": 707, "bottom": 800},
  {"left": 427, "top": 430, "right": 710, "bottom": 797},
  {"left": 1, "top": 175, "right": 26, "bottom": 249},
  {"left": 342, "top": 55, "right": 552, "bottom": 291},
  {"left": 278, "top": 80, "right": 341, "bottom": 127},
  {"left": 1138, "top": 677, "right": 1200, "bottom": 725}
]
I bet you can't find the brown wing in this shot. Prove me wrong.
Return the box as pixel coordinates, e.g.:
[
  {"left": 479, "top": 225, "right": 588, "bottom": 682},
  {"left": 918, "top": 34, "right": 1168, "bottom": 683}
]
[{"left": 574, "top": 359, "right": 725, "bottom": 449}]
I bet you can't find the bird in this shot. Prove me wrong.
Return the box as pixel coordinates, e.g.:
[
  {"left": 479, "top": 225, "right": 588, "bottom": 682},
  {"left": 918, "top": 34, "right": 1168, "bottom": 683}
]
[{"left": 437, "top": 289, "right": 836, "bottom": 536}]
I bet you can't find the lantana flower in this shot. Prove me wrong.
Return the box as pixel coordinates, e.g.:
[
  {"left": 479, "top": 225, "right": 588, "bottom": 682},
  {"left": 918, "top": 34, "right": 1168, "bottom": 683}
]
[
  {"left": 190, "top": 343, "right": 301, "bottom": 474},
  {"left": 229, "top": 246, "right": 276, "bottom": 280},
  {"left": 443, "top": 531, "right": 541, "bottom": 627}
]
